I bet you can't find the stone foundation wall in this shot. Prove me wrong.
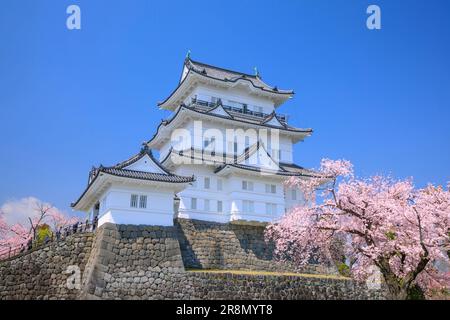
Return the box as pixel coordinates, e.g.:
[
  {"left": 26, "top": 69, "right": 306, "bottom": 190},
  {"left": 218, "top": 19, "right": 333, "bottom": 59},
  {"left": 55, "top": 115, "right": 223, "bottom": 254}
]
[
  {"left": 188, "top": 271, "right": 386, "bottom": 300},
  {"left": 0, "top": 233, "right": 93, "bottom": 300},
  {"left": 175, "top": 219, "right": 335, "bottom": 274},
  {"left": 0, "top": 222, "right": 385, "bottom": 300},
  {"left": 80, "top": 223, "right": 190, "bottom": 300}
]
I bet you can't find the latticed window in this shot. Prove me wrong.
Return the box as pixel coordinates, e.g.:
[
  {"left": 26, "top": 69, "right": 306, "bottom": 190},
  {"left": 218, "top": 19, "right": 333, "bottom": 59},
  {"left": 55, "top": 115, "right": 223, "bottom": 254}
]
[
  {"left": 191, "top": 198, "right": 197, "bottom": 210},
  {"left": 243, "top": 200, "right": 254, "bottom": 213},
  {"left": 139, "top": 195, "right": 147, "bottom": 209},
  {"left": 130, "top": 194, "right": 138, "bottom": 208},
  {"left": 265, "top": 203, "right": 277, "bottom": 215},
  {"left": 204, "top": 177, "right": 210, "bottom": 189},
  {"left": 242, "top": 180, "right": 254, "bottom": 191},
  {"left": 265, "top": 184, "right": 276, "bottom": 194}
]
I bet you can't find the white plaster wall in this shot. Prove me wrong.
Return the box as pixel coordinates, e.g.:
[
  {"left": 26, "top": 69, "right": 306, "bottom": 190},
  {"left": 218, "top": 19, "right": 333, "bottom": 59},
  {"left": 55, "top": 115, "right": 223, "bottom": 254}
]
[
  {"left": 172, "top": 165, "right": 286, "bottom": 224},
  {"left": 96, "top": 184, "right": 176, "bottom": 227},
  {"left": 98, "top": 210, "right": 173, "bottom": 227}
]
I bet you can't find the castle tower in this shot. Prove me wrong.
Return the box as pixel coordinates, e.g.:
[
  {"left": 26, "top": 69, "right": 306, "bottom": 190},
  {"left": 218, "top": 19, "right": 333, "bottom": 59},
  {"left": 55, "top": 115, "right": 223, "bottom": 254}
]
[
  {"left": 148, "top": 58, "right": 317, "bottom": 224},
  {"left": 72, "top": 57, "right": 318, "bottom": 227}
]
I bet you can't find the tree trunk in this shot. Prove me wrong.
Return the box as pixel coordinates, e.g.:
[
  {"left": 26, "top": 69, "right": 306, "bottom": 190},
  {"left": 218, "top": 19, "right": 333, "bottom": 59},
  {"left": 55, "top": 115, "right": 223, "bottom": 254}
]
[
  {"left": 382, "top": 273, "right": 425, "bottom": 300},
  {"left": 384, "top": 277, "right": 409, "bottom": 300}
]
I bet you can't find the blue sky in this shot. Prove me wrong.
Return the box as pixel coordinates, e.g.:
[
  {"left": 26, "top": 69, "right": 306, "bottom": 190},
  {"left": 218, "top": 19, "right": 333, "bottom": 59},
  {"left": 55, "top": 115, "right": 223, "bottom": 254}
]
[{"left": 0, "top": 0, "right": 449, "bottom": 213}]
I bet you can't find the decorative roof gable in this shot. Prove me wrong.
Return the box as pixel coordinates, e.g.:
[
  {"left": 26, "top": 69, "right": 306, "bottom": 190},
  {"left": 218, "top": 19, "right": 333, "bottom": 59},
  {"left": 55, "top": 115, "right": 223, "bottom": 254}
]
[
  {"left": 261, "top": 112, "right": 286, "bottom": 128},
  {"left": 207, "top": 103, "right": 232, "bottom": 118},
  {"left": 235, "top": 141, "right": 284, "bottom": 172},
  {"left": 72, "top": 146, "right": 195, "bottom": 212}
]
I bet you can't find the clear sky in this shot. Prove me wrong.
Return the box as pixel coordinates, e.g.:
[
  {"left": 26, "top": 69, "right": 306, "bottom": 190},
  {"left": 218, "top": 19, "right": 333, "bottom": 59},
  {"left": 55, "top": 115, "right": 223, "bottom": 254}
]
[{"left": 0, "top": 0, "right": 449, "bottom": 214}]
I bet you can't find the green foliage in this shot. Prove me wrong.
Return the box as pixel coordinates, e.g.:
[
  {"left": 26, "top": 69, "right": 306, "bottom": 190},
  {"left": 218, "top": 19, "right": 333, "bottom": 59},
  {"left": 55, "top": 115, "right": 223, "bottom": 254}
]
[
  {"left": 385, "top": 231, "right": 396, "bottom": 240},
  {"left": 336, "top": 262, "right": 351, "bottom": 277},
  {"left": 35, "top": 224, "right": 53, "bottom": 245}
]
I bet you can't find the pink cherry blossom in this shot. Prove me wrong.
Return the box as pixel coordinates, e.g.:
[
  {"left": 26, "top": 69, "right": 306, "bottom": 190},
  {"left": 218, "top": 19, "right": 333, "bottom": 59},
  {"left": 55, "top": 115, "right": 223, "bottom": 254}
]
[
  {"left": 0, "top": 200, "right": 81, "bottom": 256},
  {"left": 266, "top": 159, "right": 450, "bottom": 299}
]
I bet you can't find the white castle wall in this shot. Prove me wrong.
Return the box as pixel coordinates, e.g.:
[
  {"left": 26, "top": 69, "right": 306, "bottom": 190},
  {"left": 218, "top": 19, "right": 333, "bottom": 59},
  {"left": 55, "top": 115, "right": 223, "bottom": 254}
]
[
  {"left": 173, "top": 165, "right": 289, "bottom": 223},
  {"left": 96, "top": 184, "right": 177, "bottom": 227}
]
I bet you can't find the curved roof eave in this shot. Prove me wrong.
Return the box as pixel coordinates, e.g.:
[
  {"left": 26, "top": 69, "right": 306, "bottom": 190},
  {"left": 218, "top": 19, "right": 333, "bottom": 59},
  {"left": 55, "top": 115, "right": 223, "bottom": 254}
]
[
  {"left": 157, "top": 67, "right": 294, "bottom": 109},
  {"left": 146, "top": 106, "right": 313, "bottom": 148}
]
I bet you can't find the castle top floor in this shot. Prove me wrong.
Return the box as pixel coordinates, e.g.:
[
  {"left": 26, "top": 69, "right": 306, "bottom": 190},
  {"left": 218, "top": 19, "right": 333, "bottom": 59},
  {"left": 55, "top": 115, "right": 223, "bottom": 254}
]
[{"left": 158, "top": 57, "right": 295, "bottom": 116}]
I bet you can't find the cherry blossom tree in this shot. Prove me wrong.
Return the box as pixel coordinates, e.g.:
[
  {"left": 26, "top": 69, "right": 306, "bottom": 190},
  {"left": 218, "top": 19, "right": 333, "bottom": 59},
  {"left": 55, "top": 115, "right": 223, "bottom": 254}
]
[
  {"left": 47, "top": 208, "right": 79, "bottom": 232},
  {"left": 0, "top": 212, "right": 30, "bottom": 252},
  {"left": 266, "top": 159, "right": 450, "bottom": 299},
  {"left": 0, "top": 199, "right": 80, "bottom": 254}
]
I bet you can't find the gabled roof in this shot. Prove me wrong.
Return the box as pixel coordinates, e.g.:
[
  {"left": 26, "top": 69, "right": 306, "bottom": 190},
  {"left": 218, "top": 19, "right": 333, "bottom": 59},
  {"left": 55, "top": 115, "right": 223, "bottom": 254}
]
[
  {"left": 71, "top": 147, "right": 195, "bottom": 211},
  {"left": 92, "top": 167, "right": 195, "bottom": 183},
  {"left": 184, "top": 58, "right": 294, "bottom": 95},
  {"left": 111, "top": 147, "right": 171, "bottom": 173},
  {"left": 158, "top": 58, "right": 294, "bottom": 109},
  {"left": 161, "top": 141, "right": 322, "bottom": 179},
  {"left": 207, "top": 103, "right": 233, "bottom": 118},
  {"left": 261, "top": 112, "right": 287, "bottom": 128},
  {"left": 216, "top": 140, "right": 286, "bottom": 176}
]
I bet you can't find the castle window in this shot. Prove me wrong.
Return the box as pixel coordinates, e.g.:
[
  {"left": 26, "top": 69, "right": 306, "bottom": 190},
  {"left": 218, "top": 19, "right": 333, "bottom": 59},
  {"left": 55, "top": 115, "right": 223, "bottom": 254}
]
[
  {"left": 204, "top": 199, "right": 210, "bottom": 211},
  {"left": 265, "top": 203, "right": 277, "bottom": 215},
  {"left": 130, "top": 194, "right": 138, "bottom": 208},
  {"left": 191, "top": 198, "right": 197, "bottom": 210},
  {"left": 291, "top": 189, "right": 297, "bottom": 200},
  {"left": 139, "top": 195, "right": 147, "bottom": 209},
  {"left": 242, "top": 180, "right": 254, "bottom": 191},
  {"left": 217, "top": 200, "right": 223, "bottom": 213},
  {"left": 265, "top": 184, "right": 276, "bottom": 194},
  {"left": 243, "top": 200, "right": 254, "bottom": 213},
  {"left": 217, "top": 179, "right": 223, "bottom": 191},
  {"left": 211, "top": 96, "right": 220, "bottom": 105},
  {"left": 204, "top": 177, "right": 210, "bottom": 189}
]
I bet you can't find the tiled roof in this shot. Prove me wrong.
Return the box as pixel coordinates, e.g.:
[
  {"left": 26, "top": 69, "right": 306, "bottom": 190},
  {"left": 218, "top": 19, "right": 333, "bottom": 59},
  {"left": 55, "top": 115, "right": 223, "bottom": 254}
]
[
  {"left": 97, "top": 167, "right": 195, "bottom": 183},
  {"left": 158, "top": 58, "right": 294, "bottom": 108},
  {"left": 185, "top": 59, "right": 294, "bottom": 95},
  {"left": 146, "top": 105, "right": 312, "bottom": 148},
  {"left": 110, "top": 147, "right": 171, "bottom": 173},
  {"left": 188, "top": 105, "right": 310, "bottom": 132},
  {"left": 161, "top": 143, "right": 322, "bottom": 179},
  {"left": 188, "top": 101, "right": 290, "bottom": 128},
  {"left": 71, "top": 147, "right": 195, "bottom": 209},
  {"left": 88, "top": 147, "right": 195, "bottom": 184},
  {"left": 214, "top": 163, "right": 323, "bottom": 178},
  {"left": 279, "top": 162, "right": 323, "bottom": 177}
]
